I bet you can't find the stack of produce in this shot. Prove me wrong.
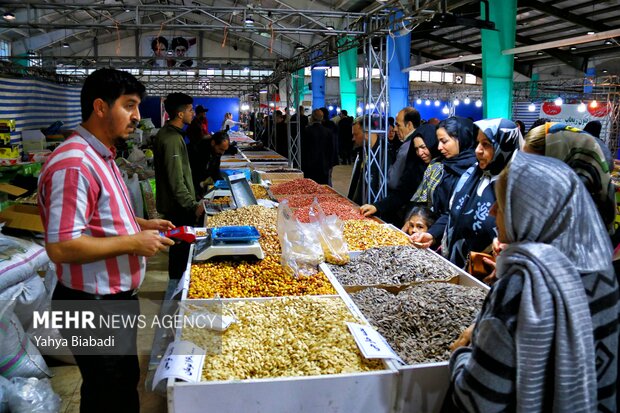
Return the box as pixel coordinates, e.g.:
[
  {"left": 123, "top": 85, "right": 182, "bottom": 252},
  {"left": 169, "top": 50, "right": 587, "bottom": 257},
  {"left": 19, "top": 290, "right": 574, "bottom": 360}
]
[
  {"left": 350, "top": 284, "right": 487, "bottom": 364},
  {"left": 326, "top": 246, "right": 459, "bottom": 285},
  {"left": 188, "top": 255, "right": 335, "bottom": 299},
  {"left": 182, "top": 297, "right": 384, "bottom": 381},
  {"left": 343, "top": 220, "right": 410, "bottom": 251}
]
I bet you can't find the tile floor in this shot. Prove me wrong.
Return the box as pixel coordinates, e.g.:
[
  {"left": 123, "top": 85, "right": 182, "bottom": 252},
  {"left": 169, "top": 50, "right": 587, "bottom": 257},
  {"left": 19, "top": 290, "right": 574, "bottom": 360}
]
[{"left": 49, "top": 165, "right": 353, "bottom": 412}]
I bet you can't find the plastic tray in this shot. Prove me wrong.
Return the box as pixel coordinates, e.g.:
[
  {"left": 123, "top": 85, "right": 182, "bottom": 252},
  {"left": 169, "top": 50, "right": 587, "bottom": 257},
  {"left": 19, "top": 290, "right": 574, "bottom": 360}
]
[{"left": 211, "top": 226, "right": 260, "bottom": 243}]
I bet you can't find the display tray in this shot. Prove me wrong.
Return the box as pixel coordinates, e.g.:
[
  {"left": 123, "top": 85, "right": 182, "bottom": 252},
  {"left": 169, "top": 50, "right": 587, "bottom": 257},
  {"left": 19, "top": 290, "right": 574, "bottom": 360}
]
[
  {"left": 180, "top": 254, "right": 338, "bottom": 301},
  {"left": 168, "top": 292, "right": 399, "bottom": 413},
  {"left": 320, "top": 250, "right": 489, "bottom": 413}
]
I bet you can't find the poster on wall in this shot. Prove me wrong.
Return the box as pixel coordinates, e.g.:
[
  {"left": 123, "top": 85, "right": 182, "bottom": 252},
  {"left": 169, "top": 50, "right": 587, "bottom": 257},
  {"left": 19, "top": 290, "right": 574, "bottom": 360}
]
[
  {"left": 143, "top": 34, "right": 197, "bottom": 68},
  {"left": 539, "top": 101, "right": 612, "bottom": 141}
]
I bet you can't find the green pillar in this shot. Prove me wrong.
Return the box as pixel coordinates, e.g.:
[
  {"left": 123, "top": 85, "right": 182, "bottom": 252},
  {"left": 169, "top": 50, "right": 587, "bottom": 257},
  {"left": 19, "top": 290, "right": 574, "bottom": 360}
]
[
  {"left": 292, "top": 68, "right": 305, "bottom": 109},
  {"left": 338, "top": 37, "right": 357, "bottom": 115},
  {"left": 481, "top": 0, "right": 517, "bottom": 119}
]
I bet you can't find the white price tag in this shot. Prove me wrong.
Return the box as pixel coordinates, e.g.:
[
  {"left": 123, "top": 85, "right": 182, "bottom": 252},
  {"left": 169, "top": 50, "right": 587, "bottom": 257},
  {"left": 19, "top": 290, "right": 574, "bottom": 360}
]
[
  {"left": 347, "top": 322, "right": 403, "bottom": 362},
  {"left": 152, "top": 340, "right": 206, "bottom": 390}
]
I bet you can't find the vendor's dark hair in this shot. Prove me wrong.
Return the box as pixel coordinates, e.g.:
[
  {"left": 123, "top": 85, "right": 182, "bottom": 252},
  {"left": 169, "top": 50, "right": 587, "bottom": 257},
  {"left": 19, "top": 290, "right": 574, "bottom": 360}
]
[
  {"left": 406, "top": 206, "right": 436, "bottom": 227},
  {"left": 81, "top": 68, "right": 146, "bottom": 122},
  {"left": 164, "top": 93, "right": 193, "bottom": 118},
  {"left": 211, "top": 131, "right": 228, "bottom": 146}
]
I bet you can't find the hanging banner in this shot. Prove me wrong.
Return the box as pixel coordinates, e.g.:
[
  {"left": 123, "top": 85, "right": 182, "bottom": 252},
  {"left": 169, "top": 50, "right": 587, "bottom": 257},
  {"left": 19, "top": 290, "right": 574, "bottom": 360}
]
[
  {"left": 143, "top": 34, "right": 197, "bottom": 68},
  {"left": 539, "top": 101, "right": 612, "bottom": 141}
]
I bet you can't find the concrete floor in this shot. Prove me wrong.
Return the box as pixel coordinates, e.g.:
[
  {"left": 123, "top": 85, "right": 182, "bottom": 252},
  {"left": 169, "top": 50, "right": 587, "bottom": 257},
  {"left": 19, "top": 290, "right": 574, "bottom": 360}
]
[{"left": 49, "top": 165, "right": 354, "bottom": 412}]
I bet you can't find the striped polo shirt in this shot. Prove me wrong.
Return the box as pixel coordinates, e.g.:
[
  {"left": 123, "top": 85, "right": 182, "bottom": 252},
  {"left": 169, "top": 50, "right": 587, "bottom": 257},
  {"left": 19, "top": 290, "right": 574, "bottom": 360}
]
[{"left": 38, "top": 125, "right": 145, "bottom": 295}]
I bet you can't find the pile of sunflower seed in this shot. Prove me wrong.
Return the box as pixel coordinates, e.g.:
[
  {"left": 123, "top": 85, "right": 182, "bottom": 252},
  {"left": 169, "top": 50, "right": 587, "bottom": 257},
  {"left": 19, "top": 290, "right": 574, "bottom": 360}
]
[
  {"left": 327, "top": 246, "right": 460, "bottom": 286},
  {"left": 351, "top": 283, "right": 487, "bottom": 364}
]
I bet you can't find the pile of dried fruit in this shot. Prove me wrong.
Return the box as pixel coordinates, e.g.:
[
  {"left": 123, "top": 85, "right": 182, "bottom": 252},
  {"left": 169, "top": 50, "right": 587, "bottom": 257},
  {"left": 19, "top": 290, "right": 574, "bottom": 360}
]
[
  {"left": 210, "top": 196, "right": 232, "bottom": 205},
  {"left": 275, "top": 194, "right": 341, "bottom": 208},
  {"left": 343, "top": 220, "right": 410, "bottom": 251},
  {"left": 270, "top": 179, "right": 333, "bottom": 195},
  {"left": 351, "top": 284, "right": 487, "bottom": 364},
  {"left": 182, "top": 297, "right": 384, "bottom": 381},
  {"left": 294, "top": 201, "right": 368, "bottom": 223},
  {"left": 188, "top": 255, "right": 335, "bottom": 298},
  {"left": 250, "top": 184, "right": 271, "bottom": 200},
  {"left": 327, "top": 246, "right": 459, "bottom": 285},
  {"left": 257, "top": 227, "right": 281, "bottom": 255},
  {"left": 205, "top": 205, "right": 277, "bottom": 229}
]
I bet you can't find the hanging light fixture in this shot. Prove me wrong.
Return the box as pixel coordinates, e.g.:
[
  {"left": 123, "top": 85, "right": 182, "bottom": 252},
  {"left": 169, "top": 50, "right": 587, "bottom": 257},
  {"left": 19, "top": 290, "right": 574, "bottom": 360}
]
[
  {"left": 453, "top": 98, "right": 460, "bottom": 106},
  {"left": 416, "top": 98, "right": 422, "bottom": 105},
  {"left": 424, "top": 99, "right": 431, "bottom": 106},
  {"left": 577, "top": 102, "right": 586, "bottom": 112},
  {"left": 528, "top": 102, "right": 536, "bottom": 112},
  {"left": 2, "top": 11, "right": 15, "bottom": 21},
  {"left": 295, "top": 43, "right": 304, "bottom": 51},
  {"left": 554, "top": 96, "right": 563, "bottom": 106},
  {"left": 475, "top": 99, "right": 482, "bottom": 107},
  {"left": 328, "top": 105, "right": 334, "bottom": 111},
  {"left": 244, "top": 14, "right": 254, "bottom": 25},
  {"left": 441, "top": 105, "right": 449, "bottom": 115},
  {"left": 356, "top": 107, "right": 363, "bottom": 114},
  {"left": 434, "top": 100, "right": 440, "bottom": 107},
  {"left": 463, "top": 97, "right": 471, "bottom": 105},
  {"left": 590, "top": 100, "right": 598, "bottom": 108}
]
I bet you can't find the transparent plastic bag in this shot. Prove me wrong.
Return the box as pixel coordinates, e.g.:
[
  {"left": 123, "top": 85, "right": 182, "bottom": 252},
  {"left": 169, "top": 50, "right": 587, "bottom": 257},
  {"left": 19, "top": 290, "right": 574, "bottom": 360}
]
[
  {"left": 276, "top": 200, "right": 324, "bottom": 277},
  {"left": 308, "top": 199, "right": 350, "bottom": 265},
  {"left": 7, "top": 377, "right": 61, "bottom": 413}
]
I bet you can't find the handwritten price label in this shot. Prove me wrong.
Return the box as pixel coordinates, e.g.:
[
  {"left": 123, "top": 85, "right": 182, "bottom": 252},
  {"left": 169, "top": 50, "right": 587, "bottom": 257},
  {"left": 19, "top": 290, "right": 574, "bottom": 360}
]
[{"left": 347, "top": 322, "right": 403, "bottom": 363}]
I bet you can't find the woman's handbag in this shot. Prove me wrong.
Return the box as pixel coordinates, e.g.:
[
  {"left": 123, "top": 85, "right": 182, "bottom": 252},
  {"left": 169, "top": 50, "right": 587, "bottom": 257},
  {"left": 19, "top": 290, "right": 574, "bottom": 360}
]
[{"left": 467, "top": 251, "right": 495, "bottom": 280}]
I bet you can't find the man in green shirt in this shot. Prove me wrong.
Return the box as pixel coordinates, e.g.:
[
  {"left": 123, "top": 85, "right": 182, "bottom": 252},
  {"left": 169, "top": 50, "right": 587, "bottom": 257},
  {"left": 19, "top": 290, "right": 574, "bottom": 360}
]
[{"left": 154, "top": 93, "right": 204, "bottom": 279}]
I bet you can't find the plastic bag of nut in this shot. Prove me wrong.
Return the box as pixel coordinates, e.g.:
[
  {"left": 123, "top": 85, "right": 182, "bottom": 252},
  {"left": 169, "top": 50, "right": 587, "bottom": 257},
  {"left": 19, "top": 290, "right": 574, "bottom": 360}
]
[
  {"left": 277, "top": 199, "right": 324, "bottom": 277},
  {"left": 308, "top": 199, "right": 350, "bottom": 265}
]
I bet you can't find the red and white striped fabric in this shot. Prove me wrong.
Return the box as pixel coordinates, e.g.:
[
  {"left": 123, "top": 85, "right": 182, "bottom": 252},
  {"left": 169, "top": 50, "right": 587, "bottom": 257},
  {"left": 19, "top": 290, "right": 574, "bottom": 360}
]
[{"left": 38, "top": 125, "right": 145, "bottom": 295}]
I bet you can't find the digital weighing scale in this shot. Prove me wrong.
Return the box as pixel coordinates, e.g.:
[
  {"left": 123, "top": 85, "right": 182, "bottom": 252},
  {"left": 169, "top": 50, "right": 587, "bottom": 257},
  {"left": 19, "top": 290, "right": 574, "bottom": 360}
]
[{"left": 193, "top": 226, "right": 265, "bottom": 261}]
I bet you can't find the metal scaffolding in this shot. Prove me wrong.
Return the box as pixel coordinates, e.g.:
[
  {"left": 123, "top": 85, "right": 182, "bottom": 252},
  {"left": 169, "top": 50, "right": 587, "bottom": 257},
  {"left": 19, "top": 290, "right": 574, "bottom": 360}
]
[{"left": 362, "top": 24, "right": 389, "bottom": 204}]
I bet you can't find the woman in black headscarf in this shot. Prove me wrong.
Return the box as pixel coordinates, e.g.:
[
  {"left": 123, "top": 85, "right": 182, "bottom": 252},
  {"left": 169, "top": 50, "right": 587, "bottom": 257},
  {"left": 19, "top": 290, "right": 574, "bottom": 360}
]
[
  {"left": 410, "top": 116, "right": 477, "bottom": 248},
  {"left": 441, "top": 118, "right": 522, "bottom": 268}
]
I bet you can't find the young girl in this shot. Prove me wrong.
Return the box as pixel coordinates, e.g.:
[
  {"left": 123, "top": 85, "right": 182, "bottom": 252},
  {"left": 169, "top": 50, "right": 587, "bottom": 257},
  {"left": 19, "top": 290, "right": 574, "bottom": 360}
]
[{"left": 402, "top": 206, "right": 436, "bottom": 235}]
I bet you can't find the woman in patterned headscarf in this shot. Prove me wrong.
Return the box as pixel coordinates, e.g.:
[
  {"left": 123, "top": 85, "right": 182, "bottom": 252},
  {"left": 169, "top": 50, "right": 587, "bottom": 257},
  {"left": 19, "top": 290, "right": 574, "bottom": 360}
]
[
  {"left": 448, "top": 152, "right": 619, "bottom": 412},
  {"left": 524, "top": 122, "right": 615, "bottom": 232},
  {"left": 441, "top": 118, "right": 522, "bottom": 268}
]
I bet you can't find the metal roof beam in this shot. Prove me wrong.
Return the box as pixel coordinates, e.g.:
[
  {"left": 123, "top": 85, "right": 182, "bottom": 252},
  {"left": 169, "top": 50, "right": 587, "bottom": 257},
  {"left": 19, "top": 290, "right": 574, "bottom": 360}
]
[
  {"left": 515, "top": 33, "right": 586, "bottom": 72},
  {"left": 519, "top": 0, "right": 613, "bottom": 33}
]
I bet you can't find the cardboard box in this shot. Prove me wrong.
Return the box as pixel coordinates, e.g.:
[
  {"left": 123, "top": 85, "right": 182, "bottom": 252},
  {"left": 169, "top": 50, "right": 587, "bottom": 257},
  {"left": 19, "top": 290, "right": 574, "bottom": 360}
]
[{"left": 0, "top": 204, "right": 43, "bottom": 232}]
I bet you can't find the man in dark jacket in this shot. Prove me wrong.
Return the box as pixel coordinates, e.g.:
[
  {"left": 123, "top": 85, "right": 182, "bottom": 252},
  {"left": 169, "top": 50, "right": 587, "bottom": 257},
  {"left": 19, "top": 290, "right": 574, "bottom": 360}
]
[
  {"left": 338, "top": 110, "right": 354, "bottom": 165},
  {"left": 154, "top": 93, "right": 204, "bottom": 279},
  {"left": 360, "top": 107, "right": 427, "bottom": 226},
  {"left": 348, "top": 116, "right": 381, "bottom": 205},
  {"left": 301, "top": 109, "right": 334, "bottom": 185}
]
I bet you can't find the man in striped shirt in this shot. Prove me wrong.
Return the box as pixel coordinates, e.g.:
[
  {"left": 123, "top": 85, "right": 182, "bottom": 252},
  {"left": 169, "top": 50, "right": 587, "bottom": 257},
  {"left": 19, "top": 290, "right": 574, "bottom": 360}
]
[{"left": 38, "top": 68, "right": 175, "bottom": 413}]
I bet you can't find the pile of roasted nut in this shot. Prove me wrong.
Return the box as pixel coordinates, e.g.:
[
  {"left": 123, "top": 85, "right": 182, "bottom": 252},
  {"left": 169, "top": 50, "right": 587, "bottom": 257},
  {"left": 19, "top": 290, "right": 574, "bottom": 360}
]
[
  {"left": 351, "top": 284, "right": 487, "bottom": 364},
  {"left": 188, "top": 255, "right": 335, "bottom": 299},
  {"left": 182, "top": 297, "right": 384, "bottom": 381},
  {"left": 343, "top": 220, "right": 410, "bottom": 251},
  {"left": 205, "top": 205, "right": 277, "bottom": 229}
]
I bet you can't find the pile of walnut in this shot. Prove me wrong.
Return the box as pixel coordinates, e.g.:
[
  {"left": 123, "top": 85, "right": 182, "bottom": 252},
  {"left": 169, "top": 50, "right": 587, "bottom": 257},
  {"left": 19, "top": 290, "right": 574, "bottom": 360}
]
[{"left": 182, "top": 297, "right": 384, "bottom": 381}]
